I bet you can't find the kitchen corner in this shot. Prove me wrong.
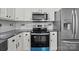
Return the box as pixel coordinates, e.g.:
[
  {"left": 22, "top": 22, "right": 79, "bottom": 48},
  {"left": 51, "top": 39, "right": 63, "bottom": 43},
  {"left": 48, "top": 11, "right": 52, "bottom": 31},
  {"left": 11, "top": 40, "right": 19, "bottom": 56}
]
[{"left": 0, "top": 8, "right": 59, "bottom": 51}]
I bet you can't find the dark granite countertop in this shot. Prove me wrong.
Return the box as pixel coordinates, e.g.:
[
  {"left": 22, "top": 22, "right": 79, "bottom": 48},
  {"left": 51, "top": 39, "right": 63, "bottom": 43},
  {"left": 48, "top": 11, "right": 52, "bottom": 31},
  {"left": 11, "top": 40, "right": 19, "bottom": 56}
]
[
  {"left": 0, "top": 29, "right": 30, "bottom": 40},
  {"left": 0, "top": 29, "right": 57, "bottom": 43},
  {"left": 0, "top": 39, "right": 7, "bottom": 44}
]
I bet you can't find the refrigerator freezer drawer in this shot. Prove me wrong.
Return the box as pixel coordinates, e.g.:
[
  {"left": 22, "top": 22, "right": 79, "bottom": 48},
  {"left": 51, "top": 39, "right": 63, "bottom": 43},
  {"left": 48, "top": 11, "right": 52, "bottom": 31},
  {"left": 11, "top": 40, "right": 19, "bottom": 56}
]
[{"left": 60, "top": 41, "right": 79, "bottom": 51}]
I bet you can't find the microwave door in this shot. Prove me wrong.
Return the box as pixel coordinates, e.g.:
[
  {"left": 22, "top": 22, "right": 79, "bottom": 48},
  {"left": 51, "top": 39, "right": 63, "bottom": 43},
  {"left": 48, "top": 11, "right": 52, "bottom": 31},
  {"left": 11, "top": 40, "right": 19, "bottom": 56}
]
[{"left": 74, "top": 9, "right": 79, "bottom": 39}]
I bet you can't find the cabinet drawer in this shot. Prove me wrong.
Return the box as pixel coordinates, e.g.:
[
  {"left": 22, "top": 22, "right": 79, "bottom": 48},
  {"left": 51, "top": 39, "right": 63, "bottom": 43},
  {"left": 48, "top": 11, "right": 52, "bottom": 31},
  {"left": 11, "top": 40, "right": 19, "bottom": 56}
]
[{"left": 60, "top": 41, "right": 79, "bottom": 51}]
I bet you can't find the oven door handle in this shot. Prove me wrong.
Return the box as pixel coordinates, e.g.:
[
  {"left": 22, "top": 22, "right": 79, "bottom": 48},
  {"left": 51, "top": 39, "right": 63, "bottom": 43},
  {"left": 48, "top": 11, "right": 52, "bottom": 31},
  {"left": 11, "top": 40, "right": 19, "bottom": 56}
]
[{"left": 31, "top": 33, "right": 49, "bottom": 35}]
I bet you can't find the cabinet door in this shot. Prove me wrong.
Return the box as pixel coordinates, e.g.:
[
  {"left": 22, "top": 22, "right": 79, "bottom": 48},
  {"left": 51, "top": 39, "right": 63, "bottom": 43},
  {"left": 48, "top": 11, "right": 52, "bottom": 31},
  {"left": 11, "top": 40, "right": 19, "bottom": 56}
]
[
  {"left": 50, "top": 32, "right": 57, "bottom": 51},
  {"left": 13, "top": 33, "right": 23, "bottom": 51},
  {"left": 8, "top": 36, "right": 16, "bottom": 47},
  {"left": 8, "top": 44, "right": 16, "bottom": 51},
  {"left": 8, "top": 36, "right": 16, "bottom": 51},
  {"left": 25, "top": 8, "right": 32, "bottom": 21},
  {"left": 16, "top": 39, "right": 22, "bottom": 51},
  {"left": 0, "top": 8, "right": 7, "bottom": 18},
  {"left": 15, "top": 8, "right": 25, "bottom": 21},
  {"left": 41, "top": 8, "right": 50, "bottom": 20},
  {"left": 16, "top": 34, "right": 23, "bottom": 51},
  {"left": 7, "top": 8, "right": 15, "bottom": 20},
  {"left": 23, "top": 32, "right": 30, "bottom": 51}
]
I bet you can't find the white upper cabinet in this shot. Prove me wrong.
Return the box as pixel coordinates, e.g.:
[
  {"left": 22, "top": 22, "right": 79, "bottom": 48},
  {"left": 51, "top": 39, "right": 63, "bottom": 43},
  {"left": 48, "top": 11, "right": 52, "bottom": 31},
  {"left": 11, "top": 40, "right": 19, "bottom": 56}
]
[
  {"left": 0, "top": 8, "right": 59, "bottom": 21},
  {"left": 14, "top": 8, "right": 25, "bottom": 21},
  {"left": 7, "top": 8, "right": 15, "bottom": 20},
  {"left": 42, "top": 8, "right": 54, "bottom": 21},
  {"left": 0, "top": 8, "right": 8, "bottom": 19},
  {"left": 25, "top": 8, "right": 32, "bottom": 21},
  {"left": 14, "top": 8, "right": 33, "bottom": 21},
  {"left": 0, "top": 8, "right": 15, "bottom": 21}
]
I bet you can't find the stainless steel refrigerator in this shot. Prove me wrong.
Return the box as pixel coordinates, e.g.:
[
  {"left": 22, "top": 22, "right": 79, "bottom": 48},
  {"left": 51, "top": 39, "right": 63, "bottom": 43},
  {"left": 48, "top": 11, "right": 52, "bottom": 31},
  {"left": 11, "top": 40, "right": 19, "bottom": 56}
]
[{"left": 56, "top": 8, "right": 79, "bottom": 51}]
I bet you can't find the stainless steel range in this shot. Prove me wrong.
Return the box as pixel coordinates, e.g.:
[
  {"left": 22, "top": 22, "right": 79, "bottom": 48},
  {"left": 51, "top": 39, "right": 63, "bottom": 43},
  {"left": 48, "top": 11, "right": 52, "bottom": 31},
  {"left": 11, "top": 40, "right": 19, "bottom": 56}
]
[{"left": 31, "top": 28, "right": 49, "bottom": 51}]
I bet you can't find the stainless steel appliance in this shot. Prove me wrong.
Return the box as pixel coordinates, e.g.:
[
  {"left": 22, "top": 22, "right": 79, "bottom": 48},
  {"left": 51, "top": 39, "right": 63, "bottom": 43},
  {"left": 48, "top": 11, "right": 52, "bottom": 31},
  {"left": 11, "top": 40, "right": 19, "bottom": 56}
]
[
  {"left": 32, "top": 12, "right": 48, "bottom": 20},
  {"left": 56, "top": 8, "right": 79, "bottom": 51},
  {"left": 31, "top": 28, "right": 49, "bottom": 51}
]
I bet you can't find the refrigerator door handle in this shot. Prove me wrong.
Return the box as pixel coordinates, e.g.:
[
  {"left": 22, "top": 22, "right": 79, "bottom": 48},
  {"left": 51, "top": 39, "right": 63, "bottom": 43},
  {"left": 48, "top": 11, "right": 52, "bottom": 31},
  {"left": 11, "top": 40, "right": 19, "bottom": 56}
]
[
  {"left": 75, "top": 9, "right": 78, "bottom": 38},
  {"left": 72, "top": 10, "right": 75, "bottom": 38},
  {"left": 62, "top": 41, "right": 79, "bottom": 43}
]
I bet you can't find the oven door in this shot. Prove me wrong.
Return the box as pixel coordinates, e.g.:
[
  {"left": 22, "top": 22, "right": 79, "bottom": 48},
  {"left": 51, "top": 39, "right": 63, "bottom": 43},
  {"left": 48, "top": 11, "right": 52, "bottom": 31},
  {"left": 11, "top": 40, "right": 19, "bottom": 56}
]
[{"left": 31, "top": 33, "right": 49, "bottom": 51}]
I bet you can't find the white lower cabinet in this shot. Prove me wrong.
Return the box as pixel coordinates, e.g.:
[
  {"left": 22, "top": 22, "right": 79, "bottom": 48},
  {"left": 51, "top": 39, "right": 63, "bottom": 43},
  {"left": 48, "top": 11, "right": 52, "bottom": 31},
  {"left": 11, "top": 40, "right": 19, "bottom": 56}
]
[
  {"left": 8, "top": 36, "right": 17, "bottom": 51},
  {"left": 0, "top": 8, "right": 7, "bottom": 19},
  {"left": 8, "top": 45, "right": 16, "bottom": 51},
  {"left": 16, "top": 34, "right": 23, "bottom": 51},
  {"left": 50, "top": 32, "right": 57, "bottom": 51},
  {"left": 8, "top": 32, "right": 31, "bottom": 51},
  {"left": 7, "top": 8, "right": 15, "bottom": 20},
  {"left": 22, "top": 32, "right": 31, "bottom": 51},
  {"left": 16, "top": 39, "right": 22, "bottom": 51},
  {"left": 14, "top": 8, "right": 26, "bottom": 21},
  {"left": 8, "top": 33, "right": 23, "bottom": 51}
]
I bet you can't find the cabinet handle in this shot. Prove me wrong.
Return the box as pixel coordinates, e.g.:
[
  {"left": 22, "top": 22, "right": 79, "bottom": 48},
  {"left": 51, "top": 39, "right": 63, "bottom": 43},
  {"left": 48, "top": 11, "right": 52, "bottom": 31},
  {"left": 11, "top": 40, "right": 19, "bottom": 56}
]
[
  {"left": 9, "top": 16, "right": 11, "bottom": 18},
  {"left": 25, "top": 34, "right": 27, "bottom": 36},
  {"left": 19, "top": 35, "right": 21, "bottom": 37},
  {"left": 52, "top": 34, "right": 55, "bottom": 35},
  {"left": 51, "top": 40, "right": 52, "bottom": 41},
  {"left": 28, "top": 39, "right": 29, "bottom": 42},
  {"left": 18, "top": 42, "right": 19, "bottom": 47},
  {"left": 12, "top": 39, "right": 15, "bottom": 42},
  {"left": 16, "top": 44, "right": 17, "bottom": 48},
  {"left": 6, "top": 16, "right": 8, "bottom": 17}
]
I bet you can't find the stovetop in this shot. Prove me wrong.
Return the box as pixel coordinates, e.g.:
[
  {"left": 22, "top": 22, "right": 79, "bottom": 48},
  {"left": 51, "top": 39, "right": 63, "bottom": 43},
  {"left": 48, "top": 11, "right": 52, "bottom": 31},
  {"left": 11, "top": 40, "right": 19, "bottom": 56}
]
[{"left": 32, "top": 28, "right": 49, "bottom": 33}]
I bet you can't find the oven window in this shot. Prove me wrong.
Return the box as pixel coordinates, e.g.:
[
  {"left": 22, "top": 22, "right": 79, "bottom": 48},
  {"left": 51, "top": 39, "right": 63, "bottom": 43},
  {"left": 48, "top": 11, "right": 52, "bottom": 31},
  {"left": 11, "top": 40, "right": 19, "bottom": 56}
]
[{"left": 31, "top": 35, "right": 49, "bottom": 47}]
